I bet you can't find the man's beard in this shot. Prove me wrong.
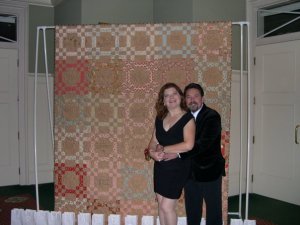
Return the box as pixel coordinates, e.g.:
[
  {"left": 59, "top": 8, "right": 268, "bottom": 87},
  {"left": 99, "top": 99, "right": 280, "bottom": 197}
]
[{"left": 188, "top": 103, "right": 200, "bottom": 112}]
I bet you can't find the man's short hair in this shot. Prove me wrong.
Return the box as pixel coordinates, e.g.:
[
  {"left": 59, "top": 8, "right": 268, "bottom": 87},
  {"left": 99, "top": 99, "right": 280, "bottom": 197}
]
[{"left": 184, "top": 83, "right": 204, "bottom": 97}]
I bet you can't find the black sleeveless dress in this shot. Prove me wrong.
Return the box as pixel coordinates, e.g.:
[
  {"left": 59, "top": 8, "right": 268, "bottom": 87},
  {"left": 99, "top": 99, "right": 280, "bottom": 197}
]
[{"left": 154, "top": 112, "right": 194, "bottom": 199}]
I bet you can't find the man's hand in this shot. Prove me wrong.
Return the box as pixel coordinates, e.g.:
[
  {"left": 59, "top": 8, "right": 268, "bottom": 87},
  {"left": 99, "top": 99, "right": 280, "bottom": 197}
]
[
  {"left": 156, "top": 144, "right": 179, "bottom": 161},
  {"left": 150, "top": 150, "right": 164, "bottom": 161},
  {"left": 163, "top": 153, "right": 178, "bottom": 161},
  {"left": 146, "top": 144, "right": 178, "bottom": 161},
  {"left": 145, "top": 144, "right": 164, "bottom": 162}
]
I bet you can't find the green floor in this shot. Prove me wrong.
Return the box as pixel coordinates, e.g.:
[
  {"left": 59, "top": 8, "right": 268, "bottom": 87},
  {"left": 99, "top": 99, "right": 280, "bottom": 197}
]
[
  {"left": 1, "top": 183, "right": 299, "bottom": 225},
  {"left": 0, "top": 183, "right": 55, "bottom": 212},
  {"left": 228, "top": 194, "right": 300, "bottom": 225}
]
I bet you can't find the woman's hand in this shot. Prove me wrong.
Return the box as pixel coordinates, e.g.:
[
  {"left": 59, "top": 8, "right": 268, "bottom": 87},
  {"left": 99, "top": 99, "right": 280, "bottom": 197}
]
[{"left": 149, "top": 148, "right": 164, "bottom": 162}]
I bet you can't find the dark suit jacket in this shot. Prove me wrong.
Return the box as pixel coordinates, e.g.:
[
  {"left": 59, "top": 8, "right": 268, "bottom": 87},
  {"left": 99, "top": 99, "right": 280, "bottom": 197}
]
[{"left": 180, "top": 104, "right": 225, "bottom": 182}]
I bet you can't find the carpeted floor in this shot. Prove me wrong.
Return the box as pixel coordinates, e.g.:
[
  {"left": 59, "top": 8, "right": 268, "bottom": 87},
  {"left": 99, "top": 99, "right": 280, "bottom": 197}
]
[
  {"left": 228, "top": 194, "right": 300, "bottom": 225},
  {"left": 249, "top": 217, "right": 277, "bottom": 225},
  {"left": 0, "top": 194, "right": 37, "bottom": 225}
]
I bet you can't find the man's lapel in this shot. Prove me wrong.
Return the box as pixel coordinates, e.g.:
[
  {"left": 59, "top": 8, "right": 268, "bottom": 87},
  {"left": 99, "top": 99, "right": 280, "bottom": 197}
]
[{"left": 195, "top": 104, "right": 206, "bottom": 122}]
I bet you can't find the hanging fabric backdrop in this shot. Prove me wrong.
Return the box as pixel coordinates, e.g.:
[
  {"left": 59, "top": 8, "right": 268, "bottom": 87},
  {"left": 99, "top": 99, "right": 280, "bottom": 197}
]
[{"left": 54, "top": 22, "right": 232, "bottom": 224}]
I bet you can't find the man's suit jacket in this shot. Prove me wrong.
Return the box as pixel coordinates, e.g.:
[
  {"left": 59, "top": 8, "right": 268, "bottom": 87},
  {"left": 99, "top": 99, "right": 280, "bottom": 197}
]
[{"left": 180, "top": 104, "right": 225, "bottom": 182}]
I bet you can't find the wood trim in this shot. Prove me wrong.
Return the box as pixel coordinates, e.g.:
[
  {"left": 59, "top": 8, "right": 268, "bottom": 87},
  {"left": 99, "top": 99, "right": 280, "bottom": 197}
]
[{"left": 29, "top": 0, "right": 64, "bottom": 7}]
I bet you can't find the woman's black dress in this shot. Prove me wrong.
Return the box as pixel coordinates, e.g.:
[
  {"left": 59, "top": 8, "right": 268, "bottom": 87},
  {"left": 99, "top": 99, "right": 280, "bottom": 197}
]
[{"left": 154, "top": 112, "right": 194, "bottom": 199}]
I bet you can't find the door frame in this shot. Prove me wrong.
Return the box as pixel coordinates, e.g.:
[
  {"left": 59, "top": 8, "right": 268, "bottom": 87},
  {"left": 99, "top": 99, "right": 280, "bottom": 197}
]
[
  {"left": 253, "top": 40, "right": 300, "bottom": 204},
  {"left": 247, "top": 0, "right": 300, "bottom": 196},
  {"left": 0, "top": 0, "right": 28, "bottom": 185}
]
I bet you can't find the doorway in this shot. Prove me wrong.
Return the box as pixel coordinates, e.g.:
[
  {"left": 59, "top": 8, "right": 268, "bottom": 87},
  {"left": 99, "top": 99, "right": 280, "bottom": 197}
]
[
  {"left": 254, "top": 40, "right": 300, "bottom": 205},
  {"left": 251, "top": 0, "right": 300, "bottom": 205},
  {"left": 0, "top": 48, "right": 19, "bottom": 186},
  {"left": 0, "top": 1, "right": 27, "bottom": 186}
]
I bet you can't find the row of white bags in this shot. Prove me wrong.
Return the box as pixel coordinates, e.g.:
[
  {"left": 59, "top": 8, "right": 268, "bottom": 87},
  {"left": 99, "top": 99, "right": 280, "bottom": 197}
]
[{"left": 11, "top": 208, "right": 256, "bottom": 225}]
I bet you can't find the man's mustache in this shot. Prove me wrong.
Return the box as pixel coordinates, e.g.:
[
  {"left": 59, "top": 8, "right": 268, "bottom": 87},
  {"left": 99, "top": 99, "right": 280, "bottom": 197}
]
[{"left": 188, "top": 102, "right": 198, "bottom": 106}]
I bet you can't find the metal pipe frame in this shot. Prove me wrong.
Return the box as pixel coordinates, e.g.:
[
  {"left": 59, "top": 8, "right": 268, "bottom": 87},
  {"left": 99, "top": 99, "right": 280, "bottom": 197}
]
[
  {"left": 33, "top": 23, "right": 251, "bottom": 221},
  {"left": 34, "top": 26, "right": 55, "bottom": 211},
  {"left": 227, "top": 22, "right": 251, "bottom": 220}
]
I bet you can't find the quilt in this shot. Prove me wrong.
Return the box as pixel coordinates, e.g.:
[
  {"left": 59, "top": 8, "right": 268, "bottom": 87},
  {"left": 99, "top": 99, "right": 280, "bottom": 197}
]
[{"left": 54, "top": 22, "right": 232, "bottom": 224}]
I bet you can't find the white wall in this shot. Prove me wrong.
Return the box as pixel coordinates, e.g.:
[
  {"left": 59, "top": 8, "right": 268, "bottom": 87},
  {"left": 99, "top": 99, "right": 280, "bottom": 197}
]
[
  {"left": 153, "top": 0, "right": 193, "bottom": 23},
  {"left": 228, "top": 70, "right": 249, "bottom": 196},
  {"left": 81, "top": 0, "right": 153, "bottom": 24},
  {"left": 26, "top": 73, "right": 54, "bottom": 184}
]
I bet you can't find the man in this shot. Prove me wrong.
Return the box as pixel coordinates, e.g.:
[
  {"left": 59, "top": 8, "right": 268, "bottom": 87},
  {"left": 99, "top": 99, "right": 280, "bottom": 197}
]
[{"left": 179, "top": 83, "right": 225, "bottom": 225}]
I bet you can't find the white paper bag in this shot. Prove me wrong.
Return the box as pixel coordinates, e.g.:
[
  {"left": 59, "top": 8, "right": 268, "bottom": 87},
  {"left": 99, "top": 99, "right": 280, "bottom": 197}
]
[
  {"left": 11, "top": 208, "right": 24, "bottom": 225},
  {"left": 22, "top": 209, "right": 36, "bottom": 225},
  {"left": 108, "top": 214, "right": 120, "bottom": 225},
  {"left": 35, "top": 210, "right": 48, "bottom": 225},
  {"left": 125, "top": 215, "right": 137, "bottom": 225},
  {"left": 141, "top": 215, "right": 154, "bottom": 225},
  {"left": 48, "top": 211, "right": 62, "bottom": 225},
  {"left": 177, "top": 217, "right": 187, "bottom": 225},
  {"left": 92, "top": 214, "right": 104, "bottom": 225},
  {"left": 62, "top": 212, "right": 75, "bottom": 225},
  {"left": 230, "top": 218, "right": 243, "bottom": 225},
  {"left": 78, "top": 213, "right": 91, "bottom": 225}
]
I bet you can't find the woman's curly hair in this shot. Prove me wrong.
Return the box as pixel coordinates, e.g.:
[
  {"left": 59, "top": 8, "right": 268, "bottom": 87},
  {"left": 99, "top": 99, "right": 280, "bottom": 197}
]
[{"left": 155, "top": 82, "right": 187, "bottom": 119}]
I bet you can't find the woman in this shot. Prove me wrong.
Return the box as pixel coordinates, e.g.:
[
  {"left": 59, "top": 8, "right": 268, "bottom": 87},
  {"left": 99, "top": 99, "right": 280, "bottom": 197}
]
[{"left": 148, "top": 82, "right": 195, "bottom": 225}]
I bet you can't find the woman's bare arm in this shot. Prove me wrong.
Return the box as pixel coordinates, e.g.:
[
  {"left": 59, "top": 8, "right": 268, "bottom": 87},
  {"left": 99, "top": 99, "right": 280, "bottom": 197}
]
[{"left": 147, "top": 128, "right": 164, "bottom": 161}]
